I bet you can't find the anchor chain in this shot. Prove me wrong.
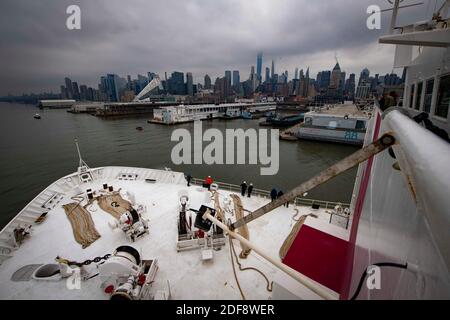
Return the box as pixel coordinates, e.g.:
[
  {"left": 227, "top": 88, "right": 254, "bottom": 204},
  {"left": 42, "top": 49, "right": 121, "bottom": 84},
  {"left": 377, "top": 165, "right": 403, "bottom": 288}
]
[{"left": 56, "top": 254, "right": 111, "bottom": 267}]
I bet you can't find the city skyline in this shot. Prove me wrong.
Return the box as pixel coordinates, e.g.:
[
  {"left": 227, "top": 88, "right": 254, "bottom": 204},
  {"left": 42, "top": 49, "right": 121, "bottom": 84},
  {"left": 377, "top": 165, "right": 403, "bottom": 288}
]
[
  {"left": 0, "top": 0, "right": 432, "bottom": 95},
  {"left": 6, "top": 55, "right": 399, "bottom": 97},
  {"left": 53, "top": 53, "right": 404, "bottom": 105}
]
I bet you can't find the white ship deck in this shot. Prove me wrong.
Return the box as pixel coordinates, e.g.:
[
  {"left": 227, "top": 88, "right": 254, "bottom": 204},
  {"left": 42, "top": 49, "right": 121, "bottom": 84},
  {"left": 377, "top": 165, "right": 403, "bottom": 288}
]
[{"left": 0, "top": 166, "right": 349, "bottom": 300}]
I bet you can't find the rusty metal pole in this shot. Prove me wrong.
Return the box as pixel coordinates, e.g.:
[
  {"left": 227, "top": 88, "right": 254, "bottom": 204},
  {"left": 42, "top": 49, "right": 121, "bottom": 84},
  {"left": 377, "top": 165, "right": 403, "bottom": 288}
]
[{"left": 231, "top": 133, "right": 396, "bottom": 230}]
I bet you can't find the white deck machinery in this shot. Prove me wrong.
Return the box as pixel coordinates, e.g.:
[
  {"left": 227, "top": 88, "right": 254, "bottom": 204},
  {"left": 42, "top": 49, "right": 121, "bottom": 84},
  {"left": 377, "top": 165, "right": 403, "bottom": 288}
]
[{"left": 176, "top": 189, "right": 226, "bottom": 260}]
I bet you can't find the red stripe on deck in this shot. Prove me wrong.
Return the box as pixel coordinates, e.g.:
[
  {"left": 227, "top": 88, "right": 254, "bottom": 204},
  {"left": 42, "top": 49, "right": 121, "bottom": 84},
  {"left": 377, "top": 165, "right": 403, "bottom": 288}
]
[{"left": 282, "top": 225, "right": 349, "bottom": 294}]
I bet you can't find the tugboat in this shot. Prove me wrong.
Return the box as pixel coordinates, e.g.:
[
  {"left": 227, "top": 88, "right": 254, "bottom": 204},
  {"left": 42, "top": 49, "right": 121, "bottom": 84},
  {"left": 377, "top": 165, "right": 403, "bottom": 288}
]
[
  {"left": 260, "top": 113, "right": 305, "bottom": 127},
  {"left": 269, "top": 113, "right": 305, "bottom": 127}
]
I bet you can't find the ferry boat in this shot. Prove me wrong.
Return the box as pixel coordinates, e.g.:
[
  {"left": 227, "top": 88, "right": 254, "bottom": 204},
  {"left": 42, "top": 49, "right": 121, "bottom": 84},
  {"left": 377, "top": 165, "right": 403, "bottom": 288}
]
[
  {"left": 296, "top": 103, "right": 371, "bottom": 145},
  {"left": 0, "top": 1, "right": 449, "bottom": 300},
  {"left": 150, "top": 103, "right": 275, "bottom": 125}
]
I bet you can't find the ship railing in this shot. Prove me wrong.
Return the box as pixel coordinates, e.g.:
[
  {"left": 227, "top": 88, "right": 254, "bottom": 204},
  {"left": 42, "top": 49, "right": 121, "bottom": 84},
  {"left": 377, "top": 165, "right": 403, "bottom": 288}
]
[{"left": 190, "top": 177, "right": 349, "bottom": 210}]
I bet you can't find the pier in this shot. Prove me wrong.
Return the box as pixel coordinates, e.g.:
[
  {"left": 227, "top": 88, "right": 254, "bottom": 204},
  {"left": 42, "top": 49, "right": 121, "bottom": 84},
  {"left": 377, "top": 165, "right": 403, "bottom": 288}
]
[{"left": 95, "top": 101, "right": 181, "bottom": 117}]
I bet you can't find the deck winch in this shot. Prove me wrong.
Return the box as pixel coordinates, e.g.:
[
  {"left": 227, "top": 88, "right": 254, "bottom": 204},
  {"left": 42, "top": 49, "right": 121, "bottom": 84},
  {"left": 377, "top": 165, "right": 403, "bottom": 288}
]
[
  {"left": 99, "top": 245, "right": 158, "bottom": 300},
  {"left": 110, "top": 206, "right": 149, "bottom": 242},
  {"left": 176, "top": 197, "right": 226, "bottom": 255}
]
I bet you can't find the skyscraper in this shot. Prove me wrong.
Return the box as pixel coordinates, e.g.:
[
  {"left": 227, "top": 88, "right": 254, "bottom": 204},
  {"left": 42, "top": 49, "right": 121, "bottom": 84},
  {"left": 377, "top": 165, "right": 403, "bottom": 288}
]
[
  {"left": 359, "top": 68, "right": 370, "bottom": 86},
  {"left": 106, "top": 74, "right": 118, "bottom": 102},
  {"left": 330, "top": 62, "right": 341, "bottom": 89},
  {"left": 317, "top": 71, "right": 331, "bottom": 90},
  {"left": 271, "top": 60, "right": 275, "bottom": 80},
  {"left": 186, "top": 72, "right": 193, "bottom": 96},
  {"left": 304, "top": 67, "right": 310, "bottom": 96},
  {"left": 168, "top": 71, "right": 185, "bottom": 95},
  {"left": 60, "top": 85, "right": 67, "bottom": 99},
  {"left": 339, "top": 71, "right": 346, "bottom": 93},
  {"left": 204, "top": 74, "right": 212, "bottom": 89},
  {"left": 265, "top": 67, "right": 270, "bottom": 83},
  {"left": 127, "top": 75, "right": 132, "bottom": 90},
  {"left": 79, "top": 85, "right": 88, "bottom": 101},
  {"left": 294, "top": 68, "right": 299, "bottom": 80},
  {"left": 64, "top": 77, "right": 73, "bottom": 99},
  {"left": 256, "top": 52, "right": 263, "bottom": 81},
  {"left": 147, "top": 72, "right": 156, "bottom": 82},
  {"left": 72, "top": 82, "right": 80, "bottom": 100},
  {"left": 225, "top": 70, "right": 232, "bottom": 88},
  {"left": 345, "top": 73, "right": 356, "bottom": 98},
  {"left": 232, "top": 70, "right": 240, "bottom": 88},
  {"left": 250, "top": 66, "right": 256, "bottom": 92}
]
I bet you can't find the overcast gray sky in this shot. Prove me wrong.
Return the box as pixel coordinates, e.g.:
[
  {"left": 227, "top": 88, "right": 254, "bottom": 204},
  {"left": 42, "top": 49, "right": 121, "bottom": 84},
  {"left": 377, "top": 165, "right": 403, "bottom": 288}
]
[{"left": 0, "top": 0, "right": 438, "bottom": 95}]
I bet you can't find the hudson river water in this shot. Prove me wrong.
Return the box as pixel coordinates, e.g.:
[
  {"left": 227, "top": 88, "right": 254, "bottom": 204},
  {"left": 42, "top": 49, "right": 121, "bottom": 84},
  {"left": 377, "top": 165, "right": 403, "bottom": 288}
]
[{"left": 0, "top": 102, "right": 359, "bottom": 228}]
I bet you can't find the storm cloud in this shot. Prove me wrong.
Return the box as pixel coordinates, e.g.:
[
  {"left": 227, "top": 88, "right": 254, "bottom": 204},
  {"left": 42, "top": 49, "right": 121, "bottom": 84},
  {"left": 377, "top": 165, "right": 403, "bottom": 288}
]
[{"left": 0, "top": 0, "right": 434, "bottom": 95}]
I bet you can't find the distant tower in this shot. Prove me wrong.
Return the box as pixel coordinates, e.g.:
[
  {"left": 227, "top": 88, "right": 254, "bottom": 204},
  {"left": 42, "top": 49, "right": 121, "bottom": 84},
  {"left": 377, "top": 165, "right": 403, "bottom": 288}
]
[
  {"left": 250, "top": 66, "right": 257, "bottom": 91},
  {"left": 305, "top": 67, "right": 310, "bottom": 96},
  {"left": 256, "top": 52, "right": 263, "bottom": 81},
  {"left": 65, "top": 77, "right": 73, "bottom": 99},
  {"left": 294, "top": 68, "right": 299, "bottom": 80},
  {"left": 271, "top": 60, "right": 275, "bottom": 80},
  {"left": 186, "top": 72, "right": 193, "bottom": 96},
  {"left": 359, "top": 68, "right": 370, "bottom": 86},
  {"left": 225, "top": 70, "right": 232, "bottom": 87},
  {"left": 265, "top": 67, "right": 270, "bottom": 83},
  {"left": 232, "top": 70, "right": 240, "bottom": 88},
  {"left": 204, "top": 74, "right": 212, "bottom": 89},
  {"left": 330, "top": 62, "right": 342, "bottom": 89}
]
